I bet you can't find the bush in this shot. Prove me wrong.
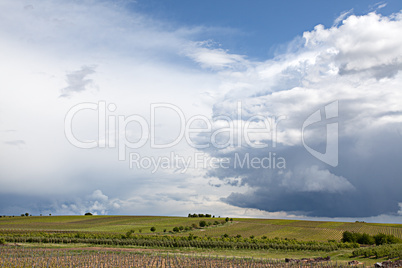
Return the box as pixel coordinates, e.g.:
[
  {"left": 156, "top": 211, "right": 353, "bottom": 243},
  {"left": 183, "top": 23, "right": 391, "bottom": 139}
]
[
  {"left": 0, "top": 237, "right": 5, "bottom": 244},
  {"left": 173, "top": 227, "right": 179, "bottom": 232},
  {"left": 150, "top": 227, "right": 156, "bottom": 232},
  {"left": 357, "top": 233, "right": 375, "bottom": 245},
  {"left": 199, "top": 221, "right": 206, "bottom": 228},
  {"left": 342, "top": 231, "right": 399, "bottom": 245},
  {"left": 373, "top": 233, "right": 401, "bottom": 245}
]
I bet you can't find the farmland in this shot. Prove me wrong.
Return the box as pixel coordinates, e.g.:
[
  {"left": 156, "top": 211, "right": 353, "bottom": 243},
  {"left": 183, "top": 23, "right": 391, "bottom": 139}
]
[
  {"left": 0, "top": 215, "right": 401, "bottom": 241},
  {"left": 0, "top": 215, "right": 401, "bottom": 267}
]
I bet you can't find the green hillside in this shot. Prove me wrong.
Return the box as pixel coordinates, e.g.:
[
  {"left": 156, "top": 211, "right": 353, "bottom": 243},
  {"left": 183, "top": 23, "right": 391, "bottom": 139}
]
[{"left": 1, "top": 215, "right": 401, "bottom": 242}]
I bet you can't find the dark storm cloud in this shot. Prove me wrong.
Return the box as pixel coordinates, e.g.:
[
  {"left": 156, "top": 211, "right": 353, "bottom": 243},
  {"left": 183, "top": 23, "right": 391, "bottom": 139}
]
[{"left": 194, "top": 11, "right": 402, "bottom": 218}]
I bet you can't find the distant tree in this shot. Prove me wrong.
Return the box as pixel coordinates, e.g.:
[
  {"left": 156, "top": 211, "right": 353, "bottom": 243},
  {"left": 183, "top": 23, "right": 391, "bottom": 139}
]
[
  {"left": 84, "top": 212, "right": 93, "bottom": 216},
  {"left": 49, "top": 214, "right": 51, "bottom": 216},
  {"left": 373, "top": 233, "right": 401, "bottom": 245},
  {"left": 150, "top": 227, "right": 156, "bottom": 232},
  {"left": 357, "top": 233, "right": 375, "bottom": 245},
  {"left": 25, "top": 213, "right": 29, "bottom": 217},
  {"left": 230, "top": 218, "right": 233, "bottom": 222},
  {"left": 342, "top": 231, "right": 356, "bottom": 243},
  {"left": 225, "top": 217, "right": 229, "bottom": 222},
  {"left": 125, "top": 229, "right": 135, "bottom": 238},
  {"left": 199, "top": 221, "right": 206, "bottom": 228},
  {"left": 21, "top": 214, "right": 25, "bottom": 217}
]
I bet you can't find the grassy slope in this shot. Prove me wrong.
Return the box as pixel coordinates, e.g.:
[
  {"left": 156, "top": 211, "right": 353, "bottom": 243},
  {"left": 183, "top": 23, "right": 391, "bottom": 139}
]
[{"left": 1, "top": 215, "right": 401, "bottom": 241}]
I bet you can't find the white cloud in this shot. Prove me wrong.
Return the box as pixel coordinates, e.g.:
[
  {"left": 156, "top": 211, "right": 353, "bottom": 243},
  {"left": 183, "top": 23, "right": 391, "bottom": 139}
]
[{"left": 281, "top": 166, "right": 355, "bottom": 193}]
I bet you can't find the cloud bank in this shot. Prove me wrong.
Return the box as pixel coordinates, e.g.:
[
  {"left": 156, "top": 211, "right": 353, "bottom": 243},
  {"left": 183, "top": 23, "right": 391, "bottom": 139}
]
[
  {"left": 0, "top": 0, "right": 401, "bottom": 222},
  {"left": 197, "top": 11, "right": 402, "bottom": 218}
]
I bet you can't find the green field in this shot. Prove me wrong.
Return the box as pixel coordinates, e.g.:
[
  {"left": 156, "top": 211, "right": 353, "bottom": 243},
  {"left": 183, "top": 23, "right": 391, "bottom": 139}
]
[
  {"left": 1, "top": 215, "right": 401, "bottom": 267},
  {"left": 1, "top": 215, "right": 401, "bottom": 241}
]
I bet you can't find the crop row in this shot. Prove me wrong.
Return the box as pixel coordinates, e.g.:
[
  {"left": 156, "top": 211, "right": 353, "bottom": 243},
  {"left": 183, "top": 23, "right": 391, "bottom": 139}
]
[
  {"left": 0, "top": 247, "right": 367, "bottom": 267},
  {"left": 351, "top": 244, "right": 402, "bottom": 259},
  {"left": 2, "top": 236, "right": 357, "bottom": 251}
]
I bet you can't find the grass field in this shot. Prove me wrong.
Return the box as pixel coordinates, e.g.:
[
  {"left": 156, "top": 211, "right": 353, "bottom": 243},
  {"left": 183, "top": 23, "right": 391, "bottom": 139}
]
[
  {"left": 1, "top": 215, "right": 401, "bottom": 241},
  {"left": 1, "top": 215, "right": 401, "bottom": 267}
]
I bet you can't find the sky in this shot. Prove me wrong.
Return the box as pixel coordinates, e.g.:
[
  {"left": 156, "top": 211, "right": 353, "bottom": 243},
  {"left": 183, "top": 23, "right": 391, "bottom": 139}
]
[{"left": 0, "top": 0, "right": 402, "bottom": 223}]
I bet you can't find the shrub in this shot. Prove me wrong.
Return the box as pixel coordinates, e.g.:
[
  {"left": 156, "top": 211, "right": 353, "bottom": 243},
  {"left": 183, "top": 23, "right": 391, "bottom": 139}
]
[
  {"left": 374, "top": 233, "right": 402, "bottom": 245},
  {"left": 357, "top": 233, "right": 375, "bottom": 245},
  {"left": 173, "top": 227, "right": 179, "bottom": 232},
  {"left": 150, "top": 227, "right": 156, "bottom": 232},
  {"left": 0, "top": 237, "right": 5, "bottom": 244},
  {"left": 199, "top": 221, "right": 206, "bottom": 228}
]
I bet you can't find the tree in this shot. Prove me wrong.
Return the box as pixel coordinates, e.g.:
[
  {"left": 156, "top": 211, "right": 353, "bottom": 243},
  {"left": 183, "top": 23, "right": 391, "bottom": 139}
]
[
  {"left": 150, "top": 227, "right": 156, "bottom": 232},
  {"left": 225, "top": 217, "right": 229, "bottom": 222},
  {"left": 125, "top": 229, "right": 135, "bottom": 238},
  {"left": 84, "top": 212, "right": 93, "bottom": 216},
  {"left": 342, "top": 231, "right": 356, "bottom": 243},
  {"left": 25, "top": 213, "right": 29, "bottom": 217},
  {"left": 199, "top": 221, "right": 206, "bottom": 227},
  {"left": 357, "top": 233, "right": 375, "bottom": 245}
]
